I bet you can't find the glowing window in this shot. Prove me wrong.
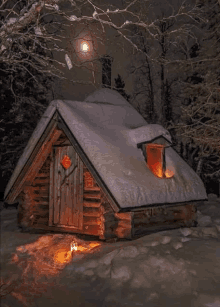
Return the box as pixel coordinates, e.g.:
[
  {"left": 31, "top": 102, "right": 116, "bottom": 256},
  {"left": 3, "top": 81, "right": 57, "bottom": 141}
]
[
  {"left": 146, "top": 144, "right": 165, "bottom": 178},
  {"left": 61, "top": 155, "right": 72, "bottom": 169},
  {"left": 144, "top": 142, "right": 174, "bottom": 179}
]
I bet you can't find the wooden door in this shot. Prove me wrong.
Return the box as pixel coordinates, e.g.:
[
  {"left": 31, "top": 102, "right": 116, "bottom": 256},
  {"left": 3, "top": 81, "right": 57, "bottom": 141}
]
[{"left": 52, "top": 146, "right": 83, "bottom": 229}]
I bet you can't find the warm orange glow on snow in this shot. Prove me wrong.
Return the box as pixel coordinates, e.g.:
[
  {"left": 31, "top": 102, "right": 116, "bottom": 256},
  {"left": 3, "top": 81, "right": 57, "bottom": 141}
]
[
  {"left": 164, "top": 168, "right": 174, "bottom": 178},
  {"left": 54, "top": 248, "right": 72, "bottom": 264},
  {"left": 11, "top": 236, "right": 101, "bottom": 273},
  {"left": 89, "top": 242, "right": 100, "bottom": 248},
  {"left": 8, "top": 236, "right": 102, "bottom": 305},
  {"left": 54, "top": 241, "right": 101, "bottom": 264}
]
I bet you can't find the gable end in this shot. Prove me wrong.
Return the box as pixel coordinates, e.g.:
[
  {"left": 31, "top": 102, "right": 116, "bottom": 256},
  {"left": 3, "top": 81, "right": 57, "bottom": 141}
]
[
  {"left": 55, "top": 111, "right": 120, "bottom": 213},
  {"left": 5, "top": 111, "right": 61, "bottom": 203}
]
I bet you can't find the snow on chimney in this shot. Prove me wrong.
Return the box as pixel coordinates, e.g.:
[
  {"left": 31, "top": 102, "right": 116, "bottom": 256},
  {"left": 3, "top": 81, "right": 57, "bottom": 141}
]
[{"left": 99, "top": 55, "right": 113, "bottom": 89}]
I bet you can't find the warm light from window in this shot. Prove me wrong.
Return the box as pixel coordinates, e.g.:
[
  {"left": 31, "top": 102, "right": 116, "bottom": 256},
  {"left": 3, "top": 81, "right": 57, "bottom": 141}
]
[
  {"left": 61, "top": 155, "right": 71, "bottom": 169},
  {"left": 146, "top": 144, "right": 164, "bottom": 178},
  {"left": 146, "top": 144, "right": 174, "bottom": 179}
]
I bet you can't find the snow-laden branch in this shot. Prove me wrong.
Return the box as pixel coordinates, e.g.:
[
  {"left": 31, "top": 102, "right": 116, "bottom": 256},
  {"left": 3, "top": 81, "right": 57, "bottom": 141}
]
[{"left": 0, "top": 0, "right": 218, "bottom": 83}]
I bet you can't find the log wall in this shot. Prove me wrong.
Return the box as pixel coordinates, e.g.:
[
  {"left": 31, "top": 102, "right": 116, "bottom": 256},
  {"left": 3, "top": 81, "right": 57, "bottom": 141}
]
[
  {"left": 31, "top": 155, "right": 51, "bottom": 226},
  {"left": 16, "top": 129, "right": 199, "bottom": 240},
  {"left": 132, "top": 203, "right": 197, "bottom": 237},
  {"left": 83, "top": 165, "right": 111, "bottom": 238},
  {"left": 83, "top": 165, "right": 134, "bottom": 240},
  {"left": 17, "top": 155, "right": 50, "bottom": 229}
]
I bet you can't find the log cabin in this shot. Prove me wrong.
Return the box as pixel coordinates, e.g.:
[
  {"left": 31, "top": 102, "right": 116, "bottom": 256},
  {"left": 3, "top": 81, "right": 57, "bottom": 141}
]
[{"left": 4, "top": 88, "right": 207, "bottom": 240}]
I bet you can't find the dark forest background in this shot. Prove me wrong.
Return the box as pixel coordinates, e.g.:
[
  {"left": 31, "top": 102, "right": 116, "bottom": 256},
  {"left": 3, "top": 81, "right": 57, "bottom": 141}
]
[{"left": 0, "top": 0, "right": 220, "bottom": 200}]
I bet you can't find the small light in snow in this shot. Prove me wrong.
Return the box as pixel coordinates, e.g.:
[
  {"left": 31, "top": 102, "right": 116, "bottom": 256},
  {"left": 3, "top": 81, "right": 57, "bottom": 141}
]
[
  {"left": 70, "top": 242, "right": 78, "bottom": 251},
  {"left": 65, "top": 54, "right": 73, "bottom": 70}
]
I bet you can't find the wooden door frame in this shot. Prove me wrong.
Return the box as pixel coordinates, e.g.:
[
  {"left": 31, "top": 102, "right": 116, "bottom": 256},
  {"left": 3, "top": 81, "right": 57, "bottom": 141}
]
[{"left": 49, "top": 145, "right": 83, "bottom": 230}]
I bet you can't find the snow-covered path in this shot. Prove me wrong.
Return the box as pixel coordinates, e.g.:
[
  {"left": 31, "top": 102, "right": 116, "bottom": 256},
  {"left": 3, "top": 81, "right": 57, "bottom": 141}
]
[{"left": 1, "top": 194, "right": 220, "bottom": 307}]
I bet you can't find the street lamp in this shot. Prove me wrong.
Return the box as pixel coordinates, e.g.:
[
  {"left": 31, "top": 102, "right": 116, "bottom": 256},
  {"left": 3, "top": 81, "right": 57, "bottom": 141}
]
[{"left": 80, "top": 41, "right": 90, "bottom": 53}]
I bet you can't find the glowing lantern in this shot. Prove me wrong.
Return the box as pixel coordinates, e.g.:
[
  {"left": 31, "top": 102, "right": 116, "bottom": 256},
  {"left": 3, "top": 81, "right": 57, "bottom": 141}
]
[
  {"left": 70, "top": 242, "right": 78, "bottom": 252},
  {"left": 80, "top": 41, "right": 90, "bottom": 53},
  {"left": 61, "top": 155, "right": 71, "bottom": 169}
]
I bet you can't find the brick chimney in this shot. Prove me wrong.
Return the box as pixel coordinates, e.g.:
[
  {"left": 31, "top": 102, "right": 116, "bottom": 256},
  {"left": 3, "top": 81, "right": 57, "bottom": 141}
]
[{"left": 99, "top": 55, "right": 113, "bottom": 89}]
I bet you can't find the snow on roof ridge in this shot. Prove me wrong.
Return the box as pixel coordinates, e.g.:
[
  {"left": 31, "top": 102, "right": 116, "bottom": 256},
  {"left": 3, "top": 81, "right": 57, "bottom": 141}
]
[
  {"left": 84, "top": 88, "right": 129, "bottom": 106},
  {"left": 127, "top": 124, "right": 172, "bottom": 145}
]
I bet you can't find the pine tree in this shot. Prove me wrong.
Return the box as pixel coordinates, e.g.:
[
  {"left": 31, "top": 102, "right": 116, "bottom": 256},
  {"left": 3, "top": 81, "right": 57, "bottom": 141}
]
[{"left": 113, "top": 74, "right": 130, "bottom": 102}]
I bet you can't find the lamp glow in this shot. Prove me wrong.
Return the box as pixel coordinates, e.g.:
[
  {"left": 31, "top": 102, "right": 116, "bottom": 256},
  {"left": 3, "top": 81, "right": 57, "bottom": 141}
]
[{"left": 81, "top": 41, "right": 90, "bottom": 53}]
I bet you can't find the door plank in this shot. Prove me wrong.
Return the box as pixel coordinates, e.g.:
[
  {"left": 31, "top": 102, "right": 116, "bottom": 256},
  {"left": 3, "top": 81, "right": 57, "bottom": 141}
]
[{"left": 52, "top": 145, "right": 83, "bottom": 229}]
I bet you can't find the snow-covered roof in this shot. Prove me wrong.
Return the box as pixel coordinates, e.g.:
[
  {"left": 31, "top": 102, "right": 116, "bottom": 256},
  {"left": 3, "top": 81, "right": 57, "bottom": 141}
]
[{"left": 4, "top": 88, "right": 207, "bottom": 208}]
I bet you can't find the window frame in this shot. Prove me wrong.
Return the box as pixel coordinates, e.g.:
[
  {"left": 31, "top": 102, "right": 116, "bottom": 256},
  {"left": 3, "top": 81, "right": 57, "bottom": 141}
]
[{"left": 137, "top": 136, "right": 173, "bottom": 179}]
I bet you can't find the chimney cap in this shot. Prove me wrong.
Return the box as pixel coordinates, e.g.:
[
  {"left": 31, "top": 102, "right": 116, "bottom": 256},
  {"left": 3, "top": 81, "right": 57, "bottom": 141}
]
[{"left": 99, "top": 54, "right": 114, "bottom": 62}]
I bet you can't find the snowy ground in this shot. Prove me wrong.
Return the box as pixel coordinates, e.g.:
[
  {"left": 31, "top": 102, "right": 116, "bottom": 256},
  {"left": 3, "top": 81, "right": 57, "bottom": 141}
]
[{"left": 1, "top": 194, "right": 220, "bottom": 307}]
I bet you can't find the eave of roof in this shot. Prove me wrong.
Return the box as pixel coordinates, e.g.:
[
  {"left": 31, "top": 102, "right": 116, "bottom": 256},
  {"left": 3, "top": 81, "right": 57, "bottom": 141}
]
[{"left": 4, "top": 89, "right": 207, "bottom": 207}]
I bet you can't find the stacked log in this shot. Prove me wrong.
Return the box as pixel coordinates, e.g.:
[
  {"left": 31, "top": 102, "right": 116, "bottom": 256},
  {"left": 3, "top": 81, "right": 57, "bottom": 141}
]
[
  {"left": 132, "top": 203, "right": 198, "bottom": 237},
  {"left": 83, "top": 166, "right": 103, "bottom": 236},
  {"left": 113, "top": 212, "right": 133, "bottom": 239},
  {"left": 31, "top": 155, "right": 50, "bottom": 226},
  {"left": 17, "top": 191, "right": 25, "bottom": 227},
  {"left": 99, "top": 192, "right": 117, "bottom": 240},
  {"left": 19, "top": 185, "right": 35, "bottom": 228}
]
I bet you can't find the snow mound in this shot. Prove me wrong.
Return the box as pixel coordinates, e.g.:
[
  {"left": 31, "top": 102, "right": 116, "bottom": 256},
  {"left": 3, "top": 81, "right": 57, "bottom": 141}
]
[{"left": 198, "top": 215, "right": 212, "bottom": 227}]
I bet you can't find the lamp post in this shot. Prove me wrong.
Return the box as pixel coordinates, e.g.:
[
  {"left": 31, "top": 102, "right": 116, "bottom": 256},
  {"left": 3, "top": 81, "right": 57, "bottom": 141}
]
[
  {"left": 99, "top": 55, "right": 113, "bottom": 89},
  {"left": 66, "top": 34, "right": 113, "bottom": 88},
  {"left": 79, "top": 40, "right": 113, "bottom": 89}
]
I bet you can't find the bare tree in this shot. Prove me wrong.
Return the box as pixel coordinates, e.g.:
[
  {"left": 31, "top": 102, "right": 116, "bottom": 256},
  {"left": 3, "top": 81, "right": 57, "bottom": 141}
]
[
  {"left": 129, "top": 29, "right": 156, "bottom": 123},
  {"left": 169, "top": 0, "right": 220, "bottom": 156},
  {"left": 0, "top": 0, "right": 210, "bottom": 82},
  {"left": 1, "top": 0, "right": 219, "bottom": 192},
  {"left": 164, "top": 0, "right": 220, "bottom": 195},
  {"left": 125, "top": 0, "right": 209, "bottom": 125}
]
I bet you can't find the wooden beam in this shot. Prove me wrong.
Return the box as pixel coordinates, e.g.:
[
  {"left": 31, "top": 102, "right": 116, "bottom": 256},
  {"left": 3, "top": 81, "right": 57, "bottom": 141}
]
[
  {"left": 6, "top": 112, "right": 61, "bottom": 203},
  {"left": 49, "top": 150, "right": 54, "bottom": 226}
]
